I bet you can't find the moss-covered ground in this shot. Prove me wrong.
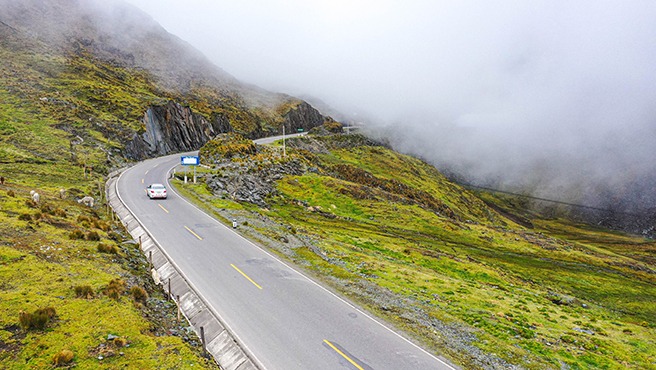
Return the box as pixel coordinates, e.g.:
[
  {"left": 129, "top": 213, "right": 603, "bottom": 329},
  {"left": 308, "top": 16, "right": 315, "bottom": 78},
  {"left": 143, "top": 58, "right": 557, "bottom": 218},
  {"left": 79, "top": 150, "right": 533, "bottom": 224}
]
[{"left": 0, "top": 176, "right": 217, "bottom": 368}]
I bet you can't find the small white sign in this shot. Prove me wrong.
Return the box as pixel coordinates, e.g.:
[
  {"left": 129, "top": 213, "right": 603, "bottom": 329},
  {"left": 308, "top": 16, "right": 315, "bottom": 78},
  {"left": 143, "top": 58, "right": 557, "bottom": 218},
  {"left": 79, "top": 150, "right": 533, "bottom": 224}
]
[{"left": 181, "top": 156, "right": 200, "bottom": 165}]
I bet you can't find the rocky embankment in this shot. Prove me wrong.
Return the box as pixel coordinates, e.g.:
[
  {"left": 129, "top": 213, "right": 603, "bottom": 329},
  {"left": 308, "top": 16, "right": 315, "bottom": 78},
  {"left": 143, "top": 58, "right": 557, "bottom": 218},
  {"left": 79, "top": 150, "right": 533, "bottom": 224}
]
[
  {"left": 205, "top": 155, "right": 306, "bottom": 208},
  {"left": 125, "top": 100, "right": 330, "bottom": 161},
  {"left": 125, "top": 101, "right": 230, "bottom": 159}
]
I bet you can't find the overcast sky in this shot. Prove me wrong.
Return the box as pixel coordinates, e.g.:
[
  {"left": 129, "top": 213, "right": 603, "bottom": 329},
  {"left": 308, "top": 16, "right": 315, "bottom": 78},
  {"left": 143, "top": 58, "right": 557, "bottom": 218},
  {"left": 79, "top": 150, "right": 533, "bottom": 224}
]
[{"left": 124, "top": 0, "right": 656, "bottom": 210}]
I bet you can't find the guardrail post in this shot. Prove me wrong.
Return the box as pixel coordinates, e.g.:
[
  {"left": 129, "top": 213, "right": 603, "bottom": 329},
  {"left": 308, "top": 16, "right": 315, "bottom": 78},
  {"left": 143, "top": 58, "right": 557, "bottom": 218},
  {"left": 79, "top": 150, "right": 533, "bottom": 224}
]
[
  {"left": 200, "top": 326, "right": 207, "bottom": 355},
  {"left": 176, "top": 295, "right": 180, "bottom": 322}
]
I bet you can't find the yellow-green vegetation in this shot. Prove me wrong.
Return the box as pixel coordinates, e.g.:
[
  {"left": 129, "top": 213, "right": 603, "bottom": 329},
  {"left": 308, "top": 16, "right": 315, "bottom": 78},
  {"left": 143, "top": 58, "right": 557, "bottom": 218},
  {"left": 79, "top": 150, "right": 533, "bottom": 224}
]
[
  {"left": 200, "top": 133, "right": 257, "bottom": 161},
  {"left": 185, "top": 133, "right": 656, "bottom": 369},
  {"left": 0, "top": 179, "right": 216, "bottom": 368},
  {"left": 0, "top": 37, "right": 220, "bottom": 364},
  {"left": 0, "top": 34, "right": 303, "bottom": 173}
]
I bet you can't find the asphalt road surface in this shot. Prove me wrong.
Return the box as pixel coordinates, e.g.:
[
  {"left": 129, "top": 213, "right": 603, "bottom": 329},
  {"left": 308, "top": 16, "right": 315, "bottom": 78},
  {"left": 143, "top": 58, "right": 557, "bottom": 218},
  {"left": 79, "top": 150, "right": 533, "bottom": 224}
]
[{"left": 115, "top": 135, "right": 455, "bottom": 370}]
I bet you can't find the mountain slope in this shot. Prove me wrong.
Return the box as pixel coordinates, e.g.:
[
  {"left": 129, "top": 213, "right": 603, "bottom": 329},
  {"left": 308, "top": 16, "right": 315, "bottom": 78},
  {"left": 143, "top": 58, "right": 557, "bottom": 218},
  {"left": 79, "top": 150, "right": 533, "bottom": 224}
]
[
  {"left": 0, "top": 0, "right": 328, "bottom": 367},
  {"left": 0, "top": 0, "right": 329, "bottom": 166},
  {"left": 1, "top": 0, "right": 238, "bottom": 92},
  {"left": 178, "top": 129, "right": 656, "bottom": 369}
]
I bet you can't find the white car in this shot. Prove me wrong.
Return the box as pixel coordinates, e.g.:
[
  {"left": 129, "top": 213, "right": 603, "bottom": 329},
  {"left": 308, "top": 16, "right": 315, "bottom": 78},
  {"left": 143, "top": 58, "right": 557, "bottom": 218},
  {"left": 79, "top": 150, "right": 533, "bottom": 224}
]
[{"left": 146, "top": 183, "right": 167, "bottom": 199}]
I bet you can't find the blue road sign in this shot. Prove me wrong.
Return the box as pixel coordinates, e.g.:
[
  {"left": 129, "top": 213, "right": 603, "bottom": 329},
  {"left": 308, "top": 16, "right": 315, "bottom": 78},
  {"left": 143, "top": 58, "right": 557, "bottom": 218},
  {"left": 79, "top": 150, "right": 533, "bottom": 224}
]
[{"left": 181, "top": 156, "right": 200, "bottom": 165}]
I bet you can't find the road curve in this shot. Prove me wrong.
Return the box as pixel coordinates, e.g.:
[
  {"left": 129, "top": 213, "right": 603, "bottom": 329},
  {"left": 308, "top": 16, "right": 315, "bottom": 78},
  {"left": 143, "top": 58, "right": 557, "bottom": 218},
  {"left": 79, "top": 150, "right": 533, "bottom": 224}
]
[{"left": 115, "top": 136, "right": 455, "bottom": 370}]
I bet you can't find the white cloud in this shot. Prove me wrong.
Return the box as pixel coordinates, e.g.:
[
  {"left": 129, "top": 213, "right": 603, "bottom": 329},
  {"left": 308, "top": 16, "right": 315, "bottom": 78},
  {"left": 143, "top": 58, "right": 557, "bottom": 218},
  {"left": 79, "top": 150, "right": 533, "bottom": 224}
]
[{"left": 124, "top": 0, "right": 656, "bottom": 210}]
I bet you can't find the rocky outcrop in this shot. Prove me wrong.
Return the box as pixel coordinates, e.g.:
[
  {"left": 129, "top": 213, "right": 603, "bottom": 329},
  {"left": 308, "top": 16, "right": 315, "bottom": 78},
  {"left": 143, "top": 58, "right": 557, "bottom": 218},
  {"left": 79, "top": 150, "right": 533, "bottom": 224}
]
[
  {"left": 125, "top": 101, "right": 231, "bottom": 160},
  {"left": 206, "top": 158, "right": 305, "bottom": 207},
  {"left": 283, "top": 101, "right": 326, "bottom": 133},
  {"left": 126, "top": 99, "right": 331, "bottom": 160}
]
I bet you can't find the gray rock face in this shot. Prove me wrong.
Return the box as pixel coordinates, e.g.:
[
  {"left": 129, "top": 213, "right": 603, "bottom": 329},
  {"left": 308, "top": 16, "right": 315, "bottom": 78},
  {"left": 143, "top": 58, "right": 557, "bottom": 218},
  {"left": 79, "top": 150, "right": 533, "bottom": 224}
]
[
  {"left": 126, "top": 100, "right": 331, "bottom": 160},
  {"left": 125, "top": 101, "right": 231, "bottom": 159},
  {"left": 283, "top": 101, "right": 326, "bottom": 134}
]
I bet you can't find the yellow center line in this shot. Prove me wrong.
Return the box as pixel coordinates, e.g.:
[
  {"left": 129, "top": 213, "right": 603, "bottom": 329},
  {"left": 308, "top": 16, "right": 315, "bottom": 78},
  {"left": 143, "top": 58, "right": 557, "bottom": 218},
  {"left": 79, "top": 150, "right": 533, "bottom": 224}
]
[
  {"left": 184, "top": 226, "right": 203, "bottom": 240},
  {"left": 158, "top": 204, "right": 169, "bottom": 213},
  {"left": 231, "top": 264, "right": 263, "bottom": 290},
  {"left": 141, "top": 178, "right": 144, "bottom": 184},
  {"left": 323, "top": 340, "right": 364, "bottom": 370}
]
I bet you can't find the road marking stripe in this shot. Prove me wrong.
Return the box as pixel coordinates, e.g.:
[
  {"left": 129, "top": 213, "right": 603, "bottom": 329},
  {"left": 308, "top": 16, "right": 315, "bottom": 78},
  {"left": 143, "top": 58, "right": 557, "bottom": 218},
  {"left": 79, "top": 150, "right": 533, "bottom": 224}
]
[
  {"left": 184, "top": 225, "right": 203, "bottom": 240},
  {"left": 231, "top": 264, "right": 263, "bottom": 290},
  {"left": 141, "top": 178, "right": 144, "bottom": 184},
  {"left": 145, "top": 170, "right": 149, "bottom": 175},
  {"left": 158, "top": 204, "right": 169, "bottom": 213},
  {"left": 323, "top": 340, "right": 364, "bottom": 370}
]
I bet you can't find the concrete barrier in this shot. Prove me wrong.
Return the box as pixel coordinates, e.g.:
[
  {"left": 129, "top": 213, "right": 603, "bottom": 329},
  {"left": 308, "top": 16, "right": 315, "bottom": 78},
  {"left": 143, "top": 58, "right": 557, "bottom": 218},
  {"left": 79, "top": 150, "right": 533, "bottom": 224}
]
[{"left": 106, "top": 169, "right": 258, "bottom": 370}]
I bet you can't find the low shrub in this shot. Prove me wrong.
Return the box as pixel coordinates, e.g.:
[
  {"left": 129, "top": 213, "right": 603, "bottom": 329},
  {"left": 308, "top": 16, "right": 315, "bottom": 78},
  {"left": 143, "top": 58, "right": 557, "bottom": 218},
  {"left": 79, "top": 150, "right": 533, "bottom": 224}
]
[
  {"left": 19, "top": 306, "right": 57, "bottom": 331},
  {"left": 113, "top": 337, "right": 128, "bottom": 347},
  {"left": 52, "top": 208, "right": 67, "bottom": 217},
  {"left": 40, "top": 204, "right": 52, "bottom": 214},
  {"left": 108, "top": 231, "right": 121, "bottom": 241},
  {"left": 86, "top": 231, "right": 100, "bottom": 241},
  {"left": 7, "top": 190, "right": 15, "bottom": 197},
  {"left": 69, "top": 229, "right": 85, "bottom": 240},
  {"left": 561, "top": 334, "right": 577, "bottom": 344},
  {"left": 52, "top": 349, "right": 74, "bottom": 366},
  {"left": 93, "top": 219, "right": 110, "bottom": 231},
  {"left": 97, "top": 243, "right": 118, "bottom": 254},
  {"left": 105, "top": 279, "right": 126, "bottom": 300},
  {"left": 18, "top": 213, "right": 33, "bottom": 221},
  {"left": 74, "top": 285, "right": 94, "bottom": 298},
  {"left": 77, "top": 215, "right": 91, "bottom": 223},
  {"left": 130, "top": 286, "right": 148, "bottom": 303}
]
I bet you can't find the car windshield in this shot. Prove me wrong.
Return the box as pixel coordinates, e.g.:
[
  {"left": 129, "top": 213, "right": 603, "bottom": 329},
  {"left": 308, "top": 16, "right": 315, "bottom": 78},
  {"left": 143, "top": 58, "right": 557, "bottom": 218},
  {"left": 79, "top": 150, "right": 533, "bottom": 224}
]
[{"left": 151, "top": 184, "right": 165, "bottom": 189}]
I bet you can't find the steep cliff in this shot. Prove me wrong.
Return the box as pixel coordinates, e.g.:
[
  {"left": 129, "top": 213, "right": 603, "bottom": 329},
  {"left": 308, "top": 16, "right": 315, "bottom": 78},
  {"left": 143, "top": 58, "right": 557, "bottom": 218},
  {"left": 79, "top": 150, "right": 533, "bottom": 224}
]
[
  {"left": 125, "top": 99, "right": 331, "bottom": 160},
  {"left": 125, "top": 101, "right": 231, "bottom": 159},
  {"left": 283, "top": 101, "right": 329, "bottom": 133}
]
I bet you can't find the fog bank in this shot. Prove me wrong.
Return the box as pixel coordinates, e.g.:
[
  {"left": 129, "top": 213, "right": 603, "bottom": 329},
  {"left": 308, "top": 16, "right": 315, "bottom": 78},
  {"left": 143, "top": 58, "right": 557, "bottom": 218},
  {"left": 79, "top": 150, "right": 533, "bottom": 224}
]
[{"left": 125, "top": 0, "right": 656, "bottom": 212}]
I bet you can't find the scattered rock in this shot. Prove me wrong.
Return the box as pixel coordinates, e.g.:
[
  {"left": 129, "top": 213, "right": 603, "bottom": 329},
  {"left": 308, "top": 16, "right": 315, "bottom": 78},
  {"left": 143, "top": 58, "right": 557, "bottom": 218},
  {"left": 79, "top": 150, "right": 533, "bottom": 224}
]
[{"left": 573, "top": 327, "right": 595, "bottom": 335}]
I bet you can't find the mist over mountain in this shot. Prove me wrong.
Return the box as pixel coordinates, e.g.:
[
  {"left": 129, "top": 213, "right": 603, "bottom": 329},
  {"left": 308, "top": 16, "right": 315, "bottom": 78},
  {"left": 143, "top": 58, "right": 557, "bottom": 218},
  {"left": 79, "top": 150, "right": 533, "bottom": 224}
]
[
  {"left": 123, "top": 1, "right": 656, "bottom": 221},
  {"left": 0, "top": 0, "right": 290, "bottom": 108},
  {"left": 3, "top": 0, "right": 654, "bottom": 230}
]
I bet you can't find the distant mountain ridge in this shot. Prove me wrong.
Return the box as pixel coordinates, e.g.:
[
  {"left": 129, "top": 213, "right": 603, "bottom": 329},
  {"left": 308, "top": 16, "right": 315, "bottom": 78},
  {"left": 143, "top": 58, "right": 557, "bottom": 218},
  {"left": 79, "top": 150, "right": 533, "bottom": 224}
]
[
  {"left": 14, "top": 0, "right": 320, "bottom": 110},
  {"left": 1, "top": 0, "right": 237, "bottom": 92}
]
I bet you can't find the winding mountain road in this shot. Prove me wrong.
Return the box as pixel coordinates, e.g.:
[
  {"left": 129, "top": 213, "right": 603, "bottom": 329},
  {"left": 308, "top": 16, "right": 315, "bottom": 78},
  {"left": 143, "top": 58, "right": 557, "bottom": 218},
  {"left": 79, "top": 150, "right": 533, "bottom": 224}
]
[{"left": 115, "top": 135, "right": 454, "bottom": 370}]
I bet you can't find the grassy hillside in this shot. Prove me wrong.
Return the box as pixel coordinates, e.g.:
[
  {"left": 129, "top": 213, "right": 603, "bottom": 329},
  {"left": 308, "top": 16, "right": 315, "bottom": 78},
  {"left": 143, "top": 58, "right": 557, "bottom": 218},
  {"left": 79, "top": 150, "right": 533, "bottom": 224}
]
[
  {"left": 180, "top": 132, "right": 656, "bottom": 369},
  {"left": 0, "top": 176, "right": 218, "bottom": 368},
  {"left": 0, "top": 39, "right": 221, "bottom": 364},
  {"left": 0, "top": 6, "right": 330, "bottom": 368},
  {"left": 0, "top": 17, "right": 266, "bottom": 370}
]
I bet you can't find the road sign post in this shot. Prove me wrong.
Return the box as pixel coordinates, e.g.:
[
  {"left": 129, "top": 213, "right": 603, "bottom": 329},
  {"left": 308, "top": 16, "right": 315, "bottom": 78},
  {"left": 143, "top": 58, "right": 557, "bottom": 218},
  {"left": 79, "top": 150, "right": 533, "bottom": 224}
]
[{"left": 181, "top": 156, "right": 200, "bottom": 184}]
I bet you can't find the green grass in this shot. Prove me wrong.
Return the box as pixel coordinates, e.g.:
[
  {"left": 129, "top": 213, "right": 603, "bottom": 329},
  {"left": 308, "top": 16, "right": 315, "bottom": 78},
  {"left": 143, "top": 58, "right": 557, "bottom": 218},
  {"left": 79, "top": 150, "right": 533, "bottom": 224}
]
[
  {"left": 181, "top": 134, "right": 656, "bottom": 369},
  {"left": 0, "top": 177, "right": 216, "bottom": 368}
]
